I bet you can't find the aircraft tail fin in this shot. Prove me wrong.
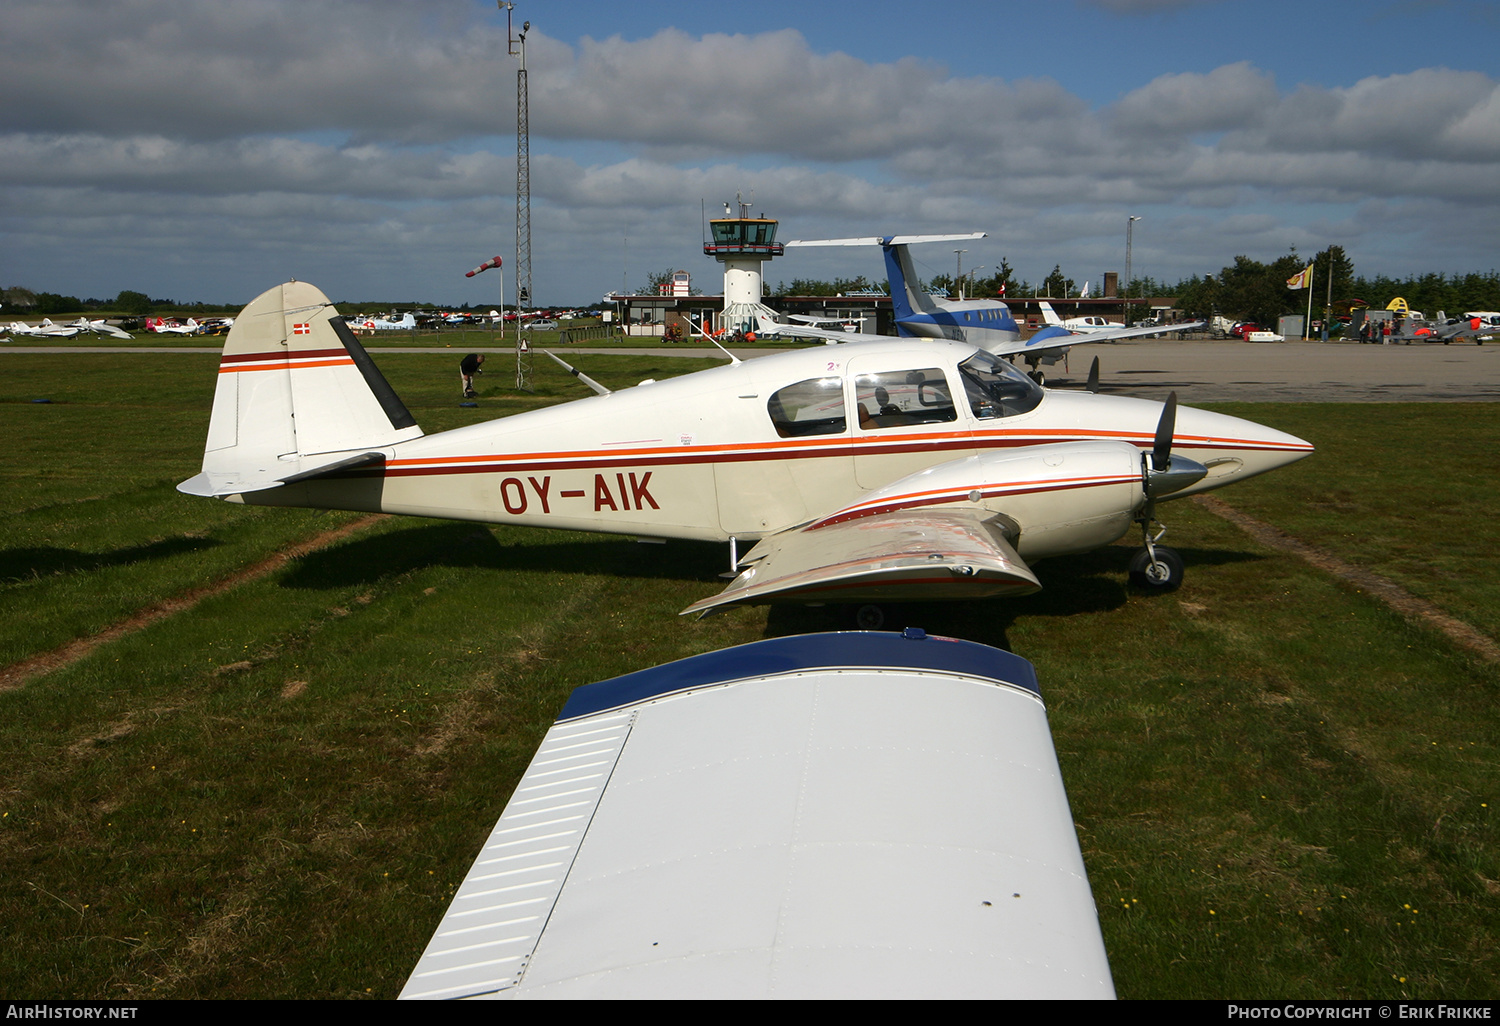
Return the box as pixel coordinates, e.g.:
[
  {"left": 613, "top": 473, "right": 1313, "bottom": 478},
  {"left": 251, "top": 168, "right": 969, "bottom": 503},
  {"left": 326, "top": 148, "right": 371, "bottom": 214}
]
[
  {"left": 178, "top": 281, "right": 423, "bottom": 498},
  {"left": 782, "top": 233, "right": 984, "bottom": 333},
  {"left": 882, "top": 242, "right": 939, "bottom": 327},
  {"left": 1038, "top": 302, "right": 1064, "bottom": 327}
]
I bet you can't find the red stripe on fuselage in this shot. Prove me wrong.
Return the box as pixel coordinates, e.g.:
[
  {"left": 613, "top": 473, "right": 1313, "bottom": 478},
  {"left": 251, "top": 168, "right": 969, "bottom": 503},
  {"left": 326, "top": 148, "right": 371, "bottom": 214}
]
[
  {"left": 218, "top": 347, "right": 355, "bottom": 374},
  {"left": 377, "top": 429, "right": 1305, "bottom": 479},
  {"left": 220, "top": 347, "right": 348, "bottom": 364}
]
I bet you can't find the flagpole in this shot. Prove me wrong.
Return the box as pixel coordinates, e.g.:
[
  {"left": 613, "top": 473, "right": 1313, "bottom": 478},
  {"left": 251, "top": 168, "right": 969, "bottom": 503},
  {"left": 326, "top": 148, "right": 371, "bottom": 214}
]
[
  {"left": 1305, "top": 264, "right": 1314, "bottom": 340},
  {"left": 1323, "top": 254, "right": 1333, "bottom": 342}
]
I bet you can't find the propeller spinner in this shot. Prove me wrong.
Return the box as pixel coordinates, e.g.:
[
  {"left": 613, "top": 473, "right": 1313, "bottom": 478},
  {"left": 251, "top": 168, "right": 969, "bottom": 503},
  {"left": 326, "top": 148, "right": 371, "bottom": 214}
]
[{"left": 1144, "top": 392, "right": 1208, "bottom": 497}]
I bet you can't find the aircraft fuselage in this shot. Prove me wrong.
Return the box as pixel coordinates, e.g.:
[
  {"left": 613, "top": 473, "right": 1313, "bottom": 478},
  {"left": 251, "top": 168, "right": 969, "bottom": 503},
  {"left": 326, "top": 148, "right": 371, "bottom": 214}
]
[{"left": 246, "top": 337, "right": 1311, "bottom": 562}]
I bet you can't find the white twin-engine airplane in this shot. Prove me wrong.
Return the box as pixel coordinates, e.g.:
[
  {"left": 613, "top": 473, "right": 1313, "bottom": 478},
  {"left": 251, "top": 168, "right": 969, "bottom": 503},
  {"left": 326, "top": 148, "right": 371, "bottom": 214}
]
[{"left": 179, "top": 281, "right": 1312, "bottom": 621}]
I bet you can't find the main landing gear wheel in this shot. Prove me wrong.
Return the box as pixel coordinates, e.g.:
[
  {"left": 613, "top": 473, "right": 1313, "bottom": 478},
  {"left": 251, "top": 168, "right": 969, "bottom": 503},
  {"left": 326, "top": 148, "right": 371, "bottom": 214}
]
[
  {"left": 1028, "top": 370, "right": 1046, "bottom": 385},
  {"left": 1129, "top": 546, "right": 1184, "bottom": 591},
  {"left": 853, "top": 604, "right": 886, "bottom": 630}
]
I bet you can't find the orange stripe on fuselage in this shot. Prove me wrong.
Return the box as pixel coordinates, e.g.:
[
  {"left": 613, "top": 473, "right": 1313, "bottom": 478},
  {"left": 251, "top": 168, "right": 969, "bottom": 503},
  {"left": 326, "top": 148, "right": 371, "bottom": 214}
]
[
  {"left": 381, "top": 428, "right": 1304, "bottom": 479},
  {"left": 219, "top": 357, "right": 356, "bottom": 374},
  {"left": 217, "top": 347, "right": 355, "bottom": 373}
]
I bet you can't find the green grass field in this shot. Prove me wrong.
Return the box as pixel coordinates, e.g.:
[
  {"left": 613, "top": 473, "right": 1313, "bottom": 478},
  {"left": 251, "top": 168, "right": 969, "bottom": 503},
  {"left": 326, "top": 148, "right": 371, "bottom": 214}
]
[{"left": 0, "top": 351, "right": 1495, "bottom": 999}]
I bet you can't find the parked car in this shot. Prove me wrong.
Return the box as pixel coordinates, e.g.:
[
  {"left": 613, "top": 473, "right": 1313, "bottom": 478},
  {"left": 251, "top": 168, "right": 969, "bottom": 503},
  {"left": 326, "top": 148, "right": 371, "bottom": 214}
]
[{"left": 522, "top": 319, "right": 559, "bottom": 331}]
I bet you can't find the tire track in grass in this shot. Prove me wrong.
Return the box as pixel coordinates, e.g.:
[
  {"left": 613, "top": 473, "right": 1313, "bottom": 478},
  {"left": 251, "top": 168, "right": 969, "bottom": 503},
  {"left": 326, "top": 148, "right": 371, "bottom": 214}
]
[
  {"left": 1194, "top": 494, "right": 1500, "bottom": 662},
  {"left": 0, "top": 514, "right": 389, "bottom": 691}
]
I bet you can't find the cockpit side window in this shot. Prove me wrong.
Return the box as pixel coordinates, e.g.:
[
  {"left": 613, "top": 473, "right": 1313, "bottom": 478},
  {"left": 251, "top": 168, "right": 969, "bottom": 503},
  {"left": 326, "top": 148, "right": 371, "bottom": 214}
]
[
  {"left": 852, "top": 368, "right": 957, "bottom": 430},
  {"left": 958, "top": 352, "right": 1043, "bottom": 419},
  {"left": 767, "top": 376, "right": 846, "bottom": 438}
]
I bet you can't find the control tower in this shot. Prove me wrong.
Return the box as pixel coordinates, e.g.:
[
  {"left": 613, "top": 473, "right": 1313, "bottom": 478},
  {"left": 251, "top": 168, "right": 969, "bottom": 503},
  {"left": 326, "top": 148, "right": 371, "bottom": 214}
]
[{"left": 704, "top": 196, "right": 783, "bottom": 334}]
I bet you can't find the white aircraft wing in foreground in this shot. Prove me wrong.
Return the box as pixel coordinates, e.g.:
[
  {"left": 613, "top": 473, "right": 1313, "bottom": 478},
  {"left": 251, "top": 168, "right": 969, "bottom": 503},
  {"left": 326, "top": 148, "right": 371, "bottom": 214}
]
[{"left": 400, "top": 630, "right": 1114, "bottom": 1000}]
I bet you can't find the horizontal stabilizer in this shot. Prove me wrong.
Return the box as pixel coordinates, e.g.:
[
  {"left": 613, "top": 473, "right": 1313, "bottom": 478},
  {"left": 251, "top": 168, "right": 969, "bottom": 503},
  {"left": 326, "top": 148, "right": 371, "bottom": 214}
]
[
  {"left": 683, "top": 508, "right": 1039, "bottom": 615},
  {"left": 783, "top": 233, "right": 987, "bottom": 248},
  {"left": 175, "top": 451, "right": 386, "bottom": 498}
]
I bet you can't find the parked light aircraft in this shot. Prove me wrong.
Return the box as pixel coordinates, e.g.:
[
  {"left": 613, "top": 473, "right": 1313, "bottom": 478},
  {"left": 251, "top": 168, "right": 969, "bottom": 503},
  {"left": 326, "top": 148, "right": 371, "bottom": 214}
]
[
  {"left": 1391, "top": 313, "right": 1491, "bottom": 344},
  {"left": 1038, "top": 300, "right": 1125, "bottom": 334},
  {"left": 8, "top": 319, "right": 79, "bottom": 338},
  {"left": 402, "top": 630, "right": 1112, "bottom": 999},
  {"left": 147, "top": 317, "right": 201, "bottom": 335},
  {"left": 355, "top": 312, "right": 417, "bottom": 331},
  {"left": 70, "top": 317, "right": 135, "bottom": 339},
  {"left": 768, "top": 235, "right": 1202, "bottom": 384},
  {"left": 179, "top": 281, "right": 1311, "bottom": 623}
]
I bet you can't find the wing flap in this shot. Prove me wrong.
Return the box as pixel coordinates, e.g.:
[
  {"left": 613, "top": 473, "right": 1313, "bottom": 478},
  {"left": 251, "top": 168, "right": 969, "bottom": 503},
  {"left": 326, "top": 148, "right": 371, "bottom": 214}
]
[{"left": 682, "top": 509, "right": 1040, "bottom": 616}]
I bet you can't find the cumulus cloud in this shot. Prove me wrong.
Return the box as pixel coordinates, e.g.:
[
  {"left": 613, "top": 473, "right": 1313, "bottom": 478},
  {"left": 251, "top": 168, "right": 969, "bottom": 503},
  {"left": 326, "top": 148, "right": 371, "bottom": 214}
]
[
  {"left": 1111, "top": 63, "right": 1278, "bottom": 137},
  {"left": 3, "top": 1, "right": 1498, "bottom": 300},
  {"left": 0, "top": 0, "right": 514, "bottom": 142}
]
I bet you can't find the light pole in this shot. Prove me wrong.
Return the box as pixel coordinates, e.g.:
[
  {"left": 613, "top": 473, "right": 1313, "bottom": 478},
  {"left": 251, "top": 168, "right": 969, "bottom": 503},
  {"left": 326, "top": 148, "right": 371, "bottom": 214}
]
[
  {"left": 1125, "top": 215, "right": 1142, "bottom": 325},
  {"left": 504, "top": 2, "right": 533, "bottom": 391},
  {"left": 954, "top": 249, "right": 967, "bottom": 299}
]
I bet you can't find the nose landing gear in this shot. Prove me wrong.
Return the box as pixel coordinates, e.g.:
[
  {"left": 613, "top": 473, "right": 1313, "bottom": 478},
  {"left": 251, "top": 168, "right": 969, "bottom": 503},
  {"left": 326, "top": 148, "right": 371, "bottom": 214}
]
[
  {"left": 1129, "top": 392, "right": 1201, "bottom": 593},
  {"left": 1130, "top": 518, "right": 1184, "bottom": 591}
]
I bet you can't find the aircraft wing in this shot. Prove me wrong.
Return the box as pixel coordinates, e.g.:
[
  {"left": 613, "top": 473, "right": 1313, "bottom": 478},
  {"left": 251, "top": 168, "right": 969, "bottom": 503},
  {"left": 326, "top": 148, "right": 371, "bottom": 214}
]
[
  {"left": 683, "top": 508, "right": 1040, "bottom": 615},
  {"left": 400, "top": 631, "right": 1114, "bottom": 999},
  {"left": 753, "top": 318, "right": 889, "bottom": 346},
  {"left": 982, "top": 320, "right": 1206, "bottom": 358},
  {"left": 685, "top": 439, "right": 1146, "bottom": 617}
]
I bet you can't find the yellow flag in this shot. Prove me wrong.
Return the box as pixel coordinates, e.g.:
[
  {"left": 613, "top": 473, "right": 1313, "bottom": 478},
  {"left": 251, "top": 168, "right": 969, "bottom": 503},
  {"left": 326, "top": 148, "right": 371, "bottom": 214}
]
[{"left": 1286, "top": 263, "right": 1313, "bottom": 290}]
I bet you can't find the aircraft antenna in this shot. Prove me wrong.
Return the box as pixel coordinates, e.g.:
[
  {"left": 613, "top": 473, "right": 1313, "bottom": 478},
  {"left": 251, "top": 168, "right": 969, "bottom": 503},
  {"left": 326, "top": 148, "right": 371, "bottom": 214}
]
[{"left": 506, "top": 3, "right": 534, "bottom": 391}]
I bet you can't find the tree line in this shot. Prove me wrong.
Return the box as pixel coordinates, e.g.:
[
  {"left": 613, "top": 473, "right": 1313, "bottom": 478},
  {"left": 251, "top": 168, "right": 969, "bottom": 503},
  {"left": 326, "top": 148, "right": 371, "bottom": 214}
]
[{"left": 12, "top": 252, "right": 1500, "bottom": 323}]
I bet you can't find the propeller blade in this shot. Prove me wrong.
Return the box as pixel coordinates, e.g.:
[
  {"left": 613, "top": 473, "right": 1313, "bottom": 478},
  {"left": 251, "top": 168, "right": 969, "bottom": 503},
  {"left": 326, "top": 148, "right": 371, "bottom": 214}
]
[
  {"left": 1151, "top": 391, "right": 1177, "bottom": 472},
  {"left": 1086, "top": 356, "right": 1100, "bottom": 394}
]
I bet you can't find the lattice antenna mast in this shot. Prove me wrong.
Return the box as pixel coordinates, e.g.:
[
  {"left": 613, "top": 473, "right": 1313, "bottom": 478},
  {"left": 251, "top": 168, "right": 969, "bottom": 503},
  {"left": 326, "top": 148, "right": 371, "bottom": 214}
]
[{"left": 505, "top": 3, "right": 534, "bottom": 391}]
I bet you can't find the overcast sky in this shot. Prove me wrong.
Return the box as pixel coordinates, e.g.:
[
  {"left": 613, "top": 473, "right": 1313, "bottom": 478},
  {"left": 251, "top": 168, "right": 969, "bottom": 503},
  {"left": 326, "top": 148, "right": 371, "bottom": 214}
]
[{"left": 2, "top": 0, "right": 1497, "bottom": 307}]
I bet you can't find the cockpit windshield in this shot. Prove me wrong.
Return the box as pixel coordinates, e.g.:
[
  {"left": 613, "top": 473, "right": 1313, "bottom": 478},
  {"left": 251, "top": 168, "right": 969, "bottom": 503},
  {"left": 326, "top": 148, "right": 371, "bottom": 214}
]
[{"left": 957, "top": 351, "right": 1044, "bottom": 419}]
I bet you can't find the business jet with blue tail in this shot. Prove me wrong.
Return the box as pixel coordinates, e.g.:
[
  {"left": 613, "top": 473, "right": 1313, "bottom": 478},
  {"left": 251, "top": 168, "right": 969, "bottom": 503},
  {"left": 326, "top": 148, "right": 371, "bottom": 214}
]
[
  {"left": 768, "top": 235, "right": 1202, "bottom": 384},
  {"left": 179, "top": 280, "right": 1310, "bottom": 626}
]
